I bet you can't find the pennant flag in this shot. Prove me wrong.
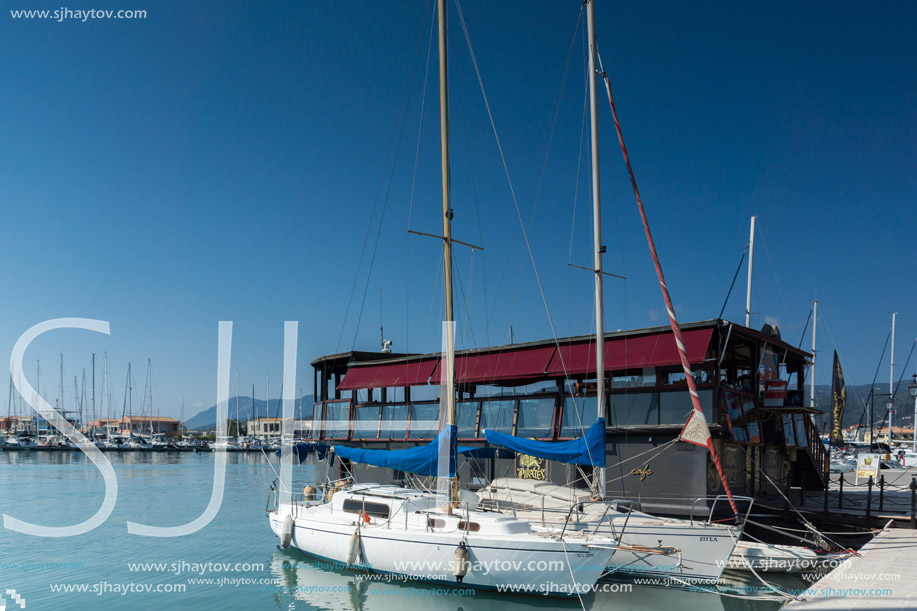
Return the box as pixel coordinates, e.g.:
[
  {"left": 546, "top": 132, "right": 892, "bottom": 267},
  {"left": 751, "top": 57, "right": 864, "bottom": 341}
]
[{"left": 830, "top": 351, "right": 846, "bottom": 446}]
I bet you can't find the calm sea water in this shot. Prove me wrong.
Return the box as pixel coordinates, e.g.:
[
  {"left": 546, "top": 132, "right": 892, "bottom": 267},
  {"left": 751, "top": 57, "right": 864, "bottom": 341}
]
[{"left": 0, "top": 451, "right": 801, "bottom": 610}]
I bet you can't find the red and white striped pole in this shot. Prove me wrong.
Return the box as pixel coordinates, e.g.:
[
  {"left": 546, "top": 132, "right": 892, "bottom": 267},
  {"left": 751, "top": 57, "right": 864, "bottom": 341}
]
[{"left": 598, "top": 61, "right": 739, "bottom": 516}]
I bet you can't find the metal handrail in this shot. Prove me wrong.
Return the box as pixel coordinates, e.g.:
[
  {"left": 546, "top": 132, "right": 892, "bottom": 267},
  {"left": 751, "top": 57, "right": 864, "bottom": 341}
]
[
  {"left": 688, "top": 495, "right": 755, "bottom": 527},
  {"left": 558, "top": 499, "right": 618, "bottom": 540}
]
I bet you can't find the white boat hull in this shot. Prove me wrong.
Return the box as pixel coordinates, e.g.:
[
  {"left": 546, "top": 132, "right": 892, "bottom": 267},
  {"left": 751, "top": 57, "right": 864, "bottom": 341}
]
[
  {"left": 483, "top": 478, "right": 739, "bottom": 582},
  {"left": 268, "top": 485, "right": 615, "bottom": 596},
  {"left": 727, "top": 540, "right": 851, "bottom": 573}
]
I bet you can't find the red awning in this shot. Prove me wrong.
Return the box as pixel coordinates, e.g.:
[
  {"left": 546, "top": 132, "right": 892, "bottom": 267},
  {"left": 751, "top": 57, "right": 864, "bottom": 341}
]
[
  {"left": 430, "top": 346, "right": 557, "bottom": 385},
  {"left": 338, "top": 359, "right": 438, "bottom": 390},
  {"left": 336, "top": 328, "right": 713, "bottom": 390},
  {"left": 546, "top": 328, "right": 714, "bottom": 376}
]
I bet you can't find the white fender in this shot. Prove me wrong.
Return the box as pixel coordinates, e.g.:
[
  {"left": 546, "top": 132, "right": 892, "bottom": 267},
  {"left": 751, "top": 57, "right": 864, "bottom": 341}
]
[
  {"left": 346, "top": 531, "right": 361, "bottom": 565},
  {"left": 280, "top": 515, "right": 293, "bottom": 549},
  {"left": 453, "top": 541, "right": 470, "bottom": 582}
]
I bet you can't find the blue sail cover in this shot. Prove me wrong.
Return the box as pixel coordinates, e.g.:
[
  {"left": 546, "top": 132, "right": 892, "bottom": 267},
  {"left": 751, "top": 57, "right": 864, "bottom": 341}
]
[
  {"left": 333, "top": 425, "right": 457, "bottom": 477},
  {"left": 484, "top": 418, "right": 606, "bottom": 467}
]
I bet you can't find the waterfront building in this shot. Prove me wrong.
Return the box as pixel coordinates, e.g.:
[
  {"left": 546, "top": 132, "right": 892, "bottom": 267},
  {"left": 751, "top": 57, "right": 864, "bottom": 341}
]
[{"left": 308, "top": 319, "right": 825, "bottom": 517}]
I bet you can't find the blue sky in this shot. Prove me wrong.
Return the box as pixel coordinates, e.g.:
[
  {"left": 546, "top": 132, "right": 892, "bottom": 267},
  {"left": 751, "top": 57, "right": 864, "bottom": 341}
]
[{"left": 1, "top": 0, "right": 914, "bottom": 419}]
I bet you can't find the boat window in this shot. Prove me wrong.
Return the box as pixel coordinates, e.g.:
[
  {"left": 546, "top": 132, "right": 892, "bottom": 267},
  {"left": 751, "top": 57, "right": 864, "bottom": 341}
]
[
  {"left": 342, "top": 499, "right": 390, "bottom": 519},
  {"left": 480, "top": 399, "right": 515, "bottom": 435},
  {"left": 457, "top": 401, "right": 479, "bottom": 438},
  {"left": 409, "top": 403, "right": 441, "bottom": 439},
  {"left": 352, "top": 405, "right": 380, "bottom": 440},
  {"left": 560, "top": 396, "right": 598, "bottom": 438},
  {"left": 516, "top": 398, "right": 555, "bottom": 439},
  {"left": 610, "top": 392, "right": 659, "bottom": 426},
  {"left": 379, "top": 404, "right": 408, "bottom": 440},
  {"left": 325, "top": 401, "right": 350, "bottom": 439},
  {"left": 457, "top": 520, "right": 481, "bottom": 532},
  {"left": 426, "top": 517, "right": 446, "bottom": 529}
]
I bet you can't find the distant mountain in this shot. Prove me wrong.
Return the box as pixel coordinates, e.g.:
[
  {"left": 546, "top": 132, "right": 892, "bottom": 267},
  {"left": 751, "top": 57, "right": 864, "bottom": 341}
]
[
  {"left": 813, "top": 383, "right": 915, "bottom": 428},
  {"left": 184, "top": 395, "right": 313, "bottom": 431}
]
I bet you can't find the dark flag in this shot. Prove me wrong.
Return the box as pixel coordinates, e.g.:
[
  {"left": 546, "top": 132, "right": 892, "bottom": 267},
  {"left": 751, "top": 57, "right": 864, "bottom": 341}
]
[{"left": 830, "top": 351, "right": 846, "bottom": 446}]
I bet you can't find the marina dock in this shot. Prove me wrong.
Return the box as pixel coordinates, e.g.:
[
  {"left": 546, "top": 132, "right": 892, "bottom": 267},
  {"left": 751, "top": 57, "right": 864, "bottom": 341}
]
[{"left": 783, "top": 526, "right": 917, "bottom": 610}]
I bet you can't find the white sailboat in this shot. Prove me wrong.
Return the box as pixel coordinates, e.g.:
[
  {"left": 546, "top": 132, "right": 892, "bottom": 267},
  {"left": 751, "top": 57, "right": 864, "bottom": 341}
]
[
  {"left": 267, "top": 0, "right": 616, "bottom": 595},
  {"left": 481, "top": 477, "right": 741, "bottom": 582}
]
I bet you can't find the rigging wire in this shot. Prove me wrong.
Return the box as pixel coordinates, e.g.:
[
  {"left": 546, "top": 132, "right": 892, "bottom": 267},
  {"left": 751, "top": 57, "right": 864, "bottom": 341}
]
[
  {"left": 351, "top": 5, "right": 434, "bottom": 351},
  {"left": 818, "top": 306, "right": 868, "bottom": 415},
  {"left": 873, "top": 338, "right": 916, "bottom": 438},
  {"left": 567, "top": 17, "right": 589, "bottom": 337},
  {"left": 758, "top": 226, "right": 799, "bottom": 341},
  {"left": 798, "top": 305, "right": 812, "bottom": 349},
  {"left": 598, "top": 47, "right": 632, "bottom": 495},
  {"left": 481, "top": 4, "right": 585, "bottom": 344},
  {"left": 453, "top": 0, "right": 596, "bottom": 463},
  {"left": 718, "top": 243, "right": 749, "bottom": 321},
  {"left": 405, "top": 0, "right": 438, "bottom": 356},
  {"left": 854, "top": 331, "right": 890, "bottom": 434},
  {"left": 454, "top": 48, "right": 491, "bottom": 347},
  {"left": 334, "top": 1, "right": 433, "bottom": 353}
]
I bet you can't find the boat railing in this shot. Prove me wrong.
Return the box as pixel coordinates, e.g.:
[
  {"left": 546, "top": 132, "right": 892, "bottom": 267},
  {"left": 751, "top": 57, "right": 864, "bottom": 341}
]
[
  {"left": 266, "top": 477, "right": 338, "bottom": 518},
  {"left": 688, "top": 495, "right": 755, "bottom": 528},
  {"left": 605, "top": 499, "right": 637, "bottom": 540},
  {"left": 559, "top": 500, "right": 614, "bottom": 539}
]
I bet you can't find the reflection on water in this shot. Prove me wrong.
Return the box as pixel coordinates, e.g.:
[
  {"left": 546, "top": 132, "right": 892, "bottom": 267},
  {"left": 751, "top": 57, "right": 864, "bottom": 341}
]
[
  {"left": 268, "top": 545, "right": 800, "bottom": 611},
  {"left": 0, "top": 451, "right": 805, "bottom": 611}
]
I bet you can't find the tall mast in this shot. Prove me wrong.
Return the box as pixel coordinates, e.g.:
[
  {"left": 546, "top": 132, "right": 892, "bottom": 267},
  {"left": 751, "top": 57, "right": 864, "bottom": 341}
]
[
  {"left": 127, "top": 362, "right": 132, "bottom": 424},
  {"left": 745, "top": 215, "right": 756, "bottom": 327},
  {"left": 103, "top": 353, "right": 110, "bottom": 426},
  {"left": 890, "top": 312, "right": 896, "bottom": 444},
  {"left": 36, "top": 360, "right": 41, "bottom": 435},
  {"left": 586, "top": 0, "right": 606, "bottom": 498},
  {"left": 810, "top": 301, "right": 817, "bottom": 410},
  {"left": 147, "top": 359, "right": 153, "bottom": 436},
  {"left": 438, "top": 0, "right": 453, "bottom": 330},
  {"left": 59, "top": 353, "right": 64, "bottom": 411},
  {"left": 78, "top": 373, "right": 84, "bottom": 429},
  {"left": 437, "top": 0, "right": 458, "bottom": 507},
  {"left": 91, "top": 354, "right": 96, "bottom": 431}
]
